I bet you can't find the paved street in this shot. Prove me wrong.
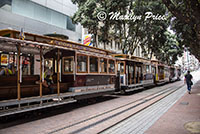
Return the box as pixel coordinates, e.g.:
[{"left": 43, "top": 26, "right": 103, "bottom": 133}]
[
  {"left": 0, "top": 70, "right": 200, "bottom": 134},
  {"left": 101, "top": 80, "right": 186, "bottom": 134}
]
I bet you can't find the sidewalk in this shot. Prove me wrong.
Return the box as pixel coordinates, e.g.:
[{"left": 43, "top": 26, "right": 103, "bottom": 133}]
[
  {"left": 145, "top": 80, "right": 200, "bottom": 134},
  {"left": 101, "top": 80, "right": 200, "bottom": 134}
]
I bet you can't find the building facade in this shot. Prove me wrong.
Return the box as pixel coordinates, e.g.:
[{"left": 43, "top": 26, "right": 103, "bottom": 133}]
[
  {"left": 82, "top": 28, "right": 146, "bottom": 58},
  {"left": 0, "top": 0, "right": 82, "bottom": 42},
  {"left": 180, "top": 50, "right": 199, "bottom": 72}
]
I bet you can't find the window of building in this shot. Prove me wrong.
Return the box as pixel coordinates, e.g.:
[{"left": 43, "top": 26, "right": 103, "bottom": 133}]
[
  {"left": 34, "top": 3, "right": 51, "bottom": 23},
  {"left": 12, "top": 0, "right": 34, "bottom": 19},
  {"left": 110, "top": 40, "right": 113, "bottom": 49},
  {"left": 90, "top": 56, "right": 98, "bottom": 73},
  {"left": 100, "top": 58, "right": 107, "bottom": 73},
  {"left": 118, "top": 42, "right": 121, "bottom": 50},
  {"left": 63, "top": 57, "right": 73, "bottom": 74},
  {"left": 109, "top": 60, "right": 115, "bottom": 74},
  {"left": 11, "top": 0, "right": 75, "bottom": 31},
  {"left": 84, "top": 28, "right": 88, "bottom": 34},
  {"left": 137, "top": 46, "right": 140, "bottom": 57},
  {"left": 0, "top": 0, "right": 12, "bottom": 12},
  {"left": 67, "top": 16, "right": 76, "bottom": 31},
  {"left": 115, "top": 41, "right": 117, "bottom": 49},
  {"left": 77, "top": 55, "right": 87, "bottom": 73},
  {"left": 51, "top": 10, "right": 66, "bottom": 29}
]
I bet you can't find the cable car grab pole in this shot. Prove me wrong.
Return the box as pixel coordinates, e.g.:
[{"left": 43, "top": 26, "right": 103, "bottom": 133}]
[
  {"left": 17, "top": 44, "right": 21, "bottom": 101},
  {"left": 57, "top": 49, "right": 60, "bottom": 96},
  {"left": 40, "top": 46, "right": 43, "bottom": 97}
]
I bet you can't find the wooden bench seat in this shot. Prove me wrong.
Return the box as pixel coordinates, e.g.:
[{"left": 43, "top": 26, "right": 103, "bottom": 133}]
[
  {"left": 0, "top": 75, "right": 39, "bottom": 86},
  {"left": 0, "top": 83, "right": 71, "bottom": 101}
]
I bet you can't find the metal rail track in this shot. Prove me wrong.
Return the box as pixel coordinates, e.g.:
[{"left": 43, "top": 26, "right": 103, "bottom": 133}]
[
  {"left": 99, "top": 83, "right": 184, "bottom": 134},
  {"left": 47, "top": 82, "right": 184, "bottom": 134}
]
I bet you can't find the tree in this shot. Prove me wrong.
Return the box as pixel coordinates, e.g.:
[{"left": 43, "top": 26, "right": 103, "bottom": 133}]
[
  {"left": 72, "top": 0, "right": 129, "bottom": 49},
  {"left": 72, "top": 0, "right": 184, "bottom": 64},
  {"left": 132, "top": 0, "right": 170, "bottom": 59},
  {"left": 162, "top": 0, "right": 200, "bottom": 60},
  {"left": 155, "top": 31, "right": 183, "bottom": 64}
]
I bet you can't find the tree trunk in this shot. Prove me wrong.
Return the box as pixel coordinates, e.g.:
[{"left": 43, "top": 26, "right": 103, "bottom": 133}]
[
  {"left": 196, "top": 23, "right": 200, "bottom": 41},
  {"left": 150, "top": 52, "right": 153, "bottom": 60},
  {"left": 96, "top": 34, "right": 99, "bottom": 48},
  {"left": 104, "top": 42, "right": 106, "bottom": 50}
]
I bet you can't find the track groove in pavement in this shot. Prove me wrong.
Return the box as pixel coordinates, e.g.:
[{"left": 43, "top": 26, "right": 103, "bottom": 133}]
[
  {"left": 100, "top": 84, "right": 187, "bottom": 134},
  {"left": 48, "top": 83, "right": 184, "bottom": 134}
]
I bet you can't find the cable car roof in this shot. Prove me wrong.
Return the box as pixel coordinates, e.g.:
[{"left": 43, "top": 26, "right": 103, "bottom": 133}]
[{"left": 0, "top": 29, "right": 113, "bottom": 55}]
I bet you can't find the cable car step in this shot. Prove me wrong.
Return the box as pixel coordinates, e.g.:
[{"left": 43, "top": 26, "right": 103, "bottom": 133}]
[{"left": 0, "top": 98, "right": 76, "bottom": 117}]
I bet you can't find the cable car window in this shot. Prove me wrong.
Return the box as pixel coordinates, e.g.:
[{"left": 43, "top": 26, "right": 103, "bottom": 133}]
[
  {"left": 90, "top": 56, "right": 98, "bottom": 73},
  {"left": 63, "top": 57, "right": 73, "bottom": 74},
  {"left": 129, "top": 65, "right": 134, "bottom": 83},
  {"left": 54, "top": 60, "right": 58, "bottom": 73},
  {"left": 109, "top": 60, "right": 115, "bottom": 74},
  {"left": 139, "top": 66, "right": 142, "bottom": 74},
  {"left": 128, "top": 65, "right": 134, "bottom": 74},
  {"left": 22, "top": 56, "right": 30, "bottom": 75},
  {"left": 0, "top": 52, "right": 33, "bottom": 76},
  {"left": 100, "top": 58, "right": 107, "bottom": 73},
  {"left": 146, "top": 65, "right": 149, "bottom": 73},
  {"left": 77, "top": 55, "right": 88, "bottom": 73},
  {"left": 164, "top": 67, "right": 169, "bottom": 77},
  {"left": 45, "top": 59, "right": 53, "bottom": 68},
  {"left": 45, "top": 58, "right": 53, "bottom": 74},
  {"left": 117, "top": 62, "right": 125, "bottom": 74},
  {"left": 0, "top": 53, "right": 16, "bottom": 76},
  {"left": 159, "top": 67, "right": 164, "bottom": 74},
  {"left": 152, "top": 66, "right": 155, "bottom": 74},
  {"left": 1, "top": 54, "right": 8, "bottom": 66}
]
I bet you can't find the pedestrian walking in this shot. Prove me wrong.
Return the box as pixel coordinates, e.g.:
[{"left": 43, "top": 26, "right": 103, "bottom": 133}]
[{"left": 184, "top": 71, "right": 193, "bottom": 94}]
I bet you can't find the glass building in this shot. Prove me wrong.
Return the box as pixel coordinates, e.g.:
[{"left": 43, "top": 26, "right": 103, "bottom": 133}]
[{"left": 0, "top": 0, "right": 82, "bottom": 42}]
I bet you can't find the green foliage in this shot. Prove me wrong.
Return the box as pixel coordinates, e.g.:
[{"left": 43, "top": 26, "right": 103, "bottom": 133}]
[
  {"left": 72, "top": 0, "right": 99, "bottom": 33},
  {"left": 132, "top": 0, "right": 170, "bottom": 60},
  {"left": 162, "top": 0, "right": 200, "bottom": 60},
  {"left": 72, "top": 0, "right": 185, "bottom": 64},
  {"left": 156, "top": 31, "right": 183, "bottom": 64}
]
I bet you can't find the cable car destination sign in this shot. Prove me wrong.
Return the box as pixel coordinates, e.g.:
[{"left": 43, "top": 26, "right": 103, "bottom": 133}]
[{"left": 50, "top": 40, "right": 106, "bottom": 54}]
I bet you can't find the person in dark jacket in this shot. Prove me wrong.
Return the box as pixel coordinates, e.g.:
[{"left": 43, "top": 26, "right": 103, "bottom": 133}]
[{"left": 184, "top": 71, "right": 193, "bottom": 94}]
